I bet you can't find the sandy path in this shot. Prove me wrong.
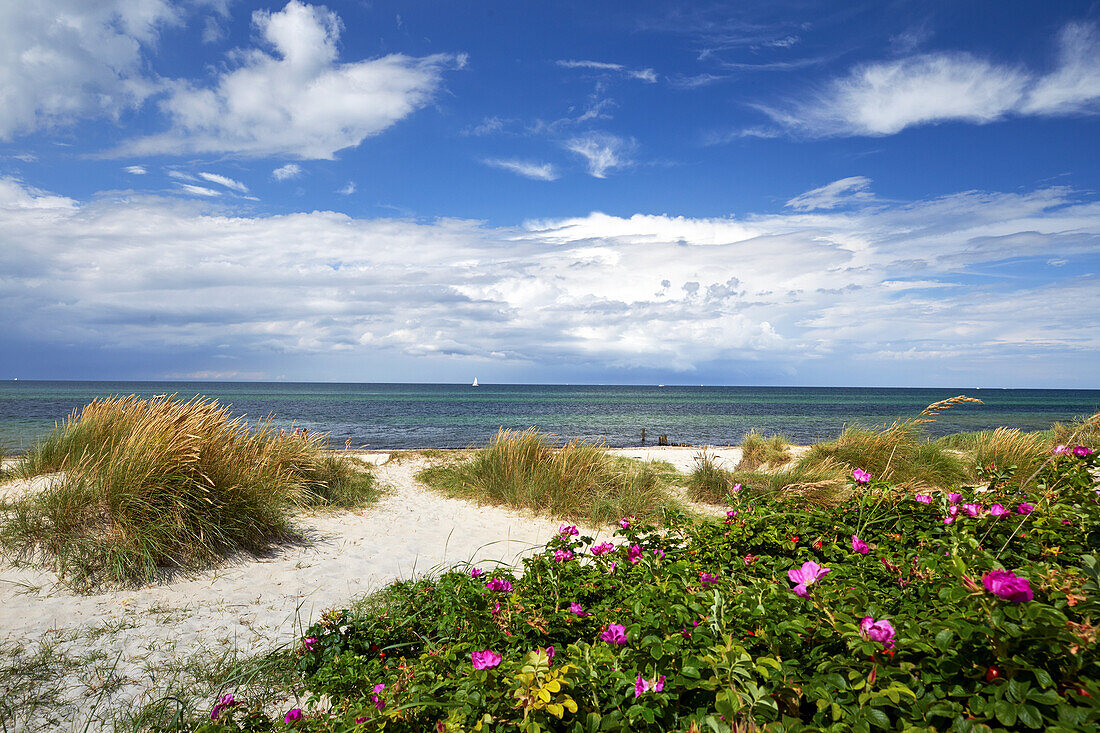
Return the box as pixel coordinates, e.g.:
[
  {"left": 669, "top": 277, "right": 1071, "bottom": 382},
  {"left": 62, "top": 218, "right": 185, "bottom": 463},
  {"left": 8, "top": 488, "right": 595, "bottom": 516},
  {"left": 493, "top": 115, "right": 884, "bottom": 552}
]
[{"left": 0, "top": 457, "right": 605, "bottom": 730}]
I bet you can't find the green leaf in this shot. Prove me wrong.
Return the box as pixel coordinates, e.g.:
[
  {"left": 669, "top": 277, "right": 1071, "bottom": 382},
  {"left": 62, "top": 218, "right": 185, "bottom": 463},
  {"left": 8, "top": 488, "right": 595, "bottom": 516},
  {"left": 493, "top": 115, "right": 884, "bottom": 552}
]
[
  {"left": 994, "top": 699, "right": 1018, "bottom": 726},
  {"left": 865, "top": 707, "right": 890, "bottom": 729},
  {"left": 1017, "top": 704, "right": 1043, "bottom": 729},
  {"left": 935, "top": 628, "right": 953, "bottom": 648}
]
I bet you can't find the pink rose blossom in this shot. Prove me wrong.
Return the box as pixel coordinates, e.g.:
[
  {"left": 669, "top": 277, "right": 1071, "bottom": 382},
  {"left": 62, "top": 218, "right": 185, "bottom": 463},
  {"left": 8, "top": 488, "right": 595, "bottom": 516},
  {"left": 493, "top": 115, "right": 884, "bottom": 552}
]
[
  {"left": 653, "top": 548, "right": 665, "bottom": 559},
  {"left": 1073, "top": 445, "right": 1092, "bottom": 457},
  {"left": 302, "top": 636, "right": 317, "bottom": 652},
  {"left": 284, "top": 708, "right": 303, "bottom": 723},
  {"left": 983, "top": 570, "right": 1033, "bottom": 603},
  {"left": 600, "top": 623, "right": 628, "bottom": 645},
  {"left": 484, "top": 578, "right": 512, "bottom": 592},
  {"left": 743, "top": 554, "right": 758, "bottom": 565},
  {"left": 1017, "top": 503, "right": 1035, "bottom": 514},
  {"left": 469, "top": 567, "right": 484, "bottom": 578},
  {"left": 211, "top": 693, "right": 240, "bottom": 722},
  {"left": 591, "top": 541, "right": 615, "bottom": 556},
  {"left": 699, "top": 571, "right": 718, "bottom": 587},
  {"left": 726, "top": 510, "right": 737, "bottom": 519},
  {"left": 471, "top": 650, "right": 503, "bottom": 669},
  {"left": 943, "top": 515, "right": 954, "bottom": 525},
  {"left": 860, "top": 616, "right": 896, "bottom": 649},
  {"left": 569, "top": 602, "right": 592, "bottom": 617},
  {"left": 731, "top": 483, "right": 742, "bottom": 493},
  {"left": 788, "top": 560, "right": 830, "bottom": 597},
  {"left": 634, "top": 673, "right": 667, "bottom": 697},
  {"left": 553, "top": 549, "right": 574, "bottom": 562},
  {"left": 1053, "top": 444, "right": 1069, "bottom": 455},
  {"left": 948, "top": 493, "right": 963, "bottom": 503},
  {"left": 558, "top": 524, "right": 579, "bottom": 537},
  {"left": 852, "top": 468, "right": 871, "bottom": 484},
  {"left": 627, "top": 544, "right": 643, "bottom": 565},
  {"left": 619, "top": 516, "right": 633, "bottom": 529},
  {"left": 370, "top": 683, "right": 386, "bottom": 710},
  {"left": 962, "top": 503, "right": 983, "bottom": 517},
  {"left": 948, "top": 505, "right": 959, "bottom": 516},
  {"left": 989, "top": 503, "right": 1010, "bottom": 517},
  {"left": 915, "top": 494, "right": 932, "bottom": 503},
  {"left": 851, "top": 535, "right": 870, "bottom": 554}
]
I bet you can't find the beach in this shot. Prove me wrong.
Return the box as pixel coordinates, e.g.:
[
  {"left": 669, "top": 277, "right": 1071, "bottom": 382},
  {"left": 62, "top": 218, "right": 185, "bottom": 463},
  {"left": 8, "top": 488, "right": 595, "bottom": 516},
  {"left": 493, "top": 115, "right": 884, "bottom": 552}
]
[{"left": 0, "top": 447, "right": 733, "bottom": 731}]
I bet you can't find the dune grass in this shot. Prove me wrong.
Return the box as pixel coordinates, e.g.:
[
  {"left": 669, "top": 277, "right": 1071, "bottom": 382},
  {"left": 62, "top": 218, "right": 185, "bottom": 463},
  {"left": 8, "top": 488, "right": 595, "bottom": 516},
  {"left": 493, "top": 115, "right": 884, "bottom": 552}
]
[
  {"left": 417, "top": 428, "right": 680, "bottom": 526},
  {"left": 688, "top": 450, "right": 848, "bottom": 506},
  {"left": 0, "top": 394, "right": 376, "bottom": 589},
  {"left": 735, "top": 430, "right": 793, "bottom": 471}
]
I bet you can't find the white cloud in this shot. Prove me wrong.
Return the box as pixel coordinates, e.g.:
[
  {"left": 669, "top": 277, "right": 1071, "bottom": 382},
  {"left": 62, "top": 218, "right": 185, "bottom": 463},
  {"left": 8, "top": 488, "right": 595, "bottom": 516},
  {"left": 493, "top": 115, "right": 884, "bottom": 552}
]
[
  {"left": 557, "top": 59, "right": 658, "bottom": 83},
  {"left": 564, "top": 133, "right": 635, "bottom": 178},
  {"left": 198, "top": 172, "right": 249, "bottom": 193},
  {"left": 0, "top": 0, "right": 180, "bottom": 140},
  {"left": 337, "top": 181, "right": 356, "bottom": 195},
  {"left": 272, "top": 163, "right": 303, "bottom": 181},
  {"left": 178, "top": 183, "right": 221, "bottom": 197},
  {"left": 118, "top": 1, "right": 465, "bottom": 159},
  {"left": 124, "top": 165, "right": 147, "bottom": 175},
  {"left": 762, "top": 22, "right": 1100, "bottom": 137},
  {"left": 786, "top": 177, "right": 874, "bottom": 211},
  {"left": 2, "top": 177, "right": 1096, "bottom": 378},
  {"left": 483, "top": 158, "right": 559, "bottom": 181}
]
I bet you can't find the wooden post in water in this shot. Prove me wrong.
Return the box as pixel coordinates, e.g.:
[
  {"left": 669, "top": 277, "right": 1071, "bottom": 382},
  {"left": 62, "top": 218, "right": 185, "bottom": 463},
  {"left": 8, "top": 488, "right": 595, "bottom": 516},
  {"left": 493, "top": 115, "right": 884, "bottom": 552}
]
[{"left": 641, "top": 428, "right": 646, "bottom": 443}]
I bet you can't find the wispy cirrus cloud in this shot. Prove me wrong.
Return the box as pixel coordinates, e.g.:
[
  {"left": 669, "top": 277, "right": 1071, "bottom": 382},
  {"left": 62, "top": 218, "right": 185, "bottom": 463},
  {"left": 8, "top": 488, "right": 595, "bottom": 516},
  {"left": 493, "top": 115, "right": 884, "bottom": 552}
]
[
  {"left": 785, "top": 176, "right": 874, "bottom": 211},
  {"left": 483, "top": 158, "right": 559, "bottom": 181},
  {"left": 564, "top": 133, "right": 635, "bottom": 178},
  {"left": 760, "top": 22, "right": 1100, "bottom": 138},
  {"left": 556, "top": 59, "right": 658, "bottom": 83},
  {"left": 272, "top": 163, "right": 303, "bottom": 181},
  {"left": 198, "top": 172, "right": 249, "bottom": 193},
  {"left": 114, "top": 1, "right": 466, "bottom": 159}
]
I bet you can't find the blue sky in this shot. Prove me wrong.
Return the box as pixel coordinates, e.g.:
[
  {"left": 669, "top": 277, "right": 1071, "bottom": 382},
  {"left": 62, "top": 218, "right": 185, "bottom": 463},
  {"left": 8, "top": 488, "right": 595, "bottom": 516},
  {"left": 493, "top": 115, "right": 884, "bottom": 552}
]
[{"left": 2, "top": 0, "right": 1099, "bottom": 386}]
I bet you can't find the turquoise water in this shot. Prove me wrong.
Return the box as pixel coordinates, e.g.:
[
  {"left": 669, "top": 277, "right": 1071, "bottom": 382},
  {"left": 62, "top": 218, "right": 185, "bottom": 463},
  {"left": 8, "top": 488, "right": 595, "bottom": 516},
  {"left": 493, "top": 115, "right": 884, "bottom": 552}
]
[{"left": 0, "top": 382, "right": 1097, "bottom": 453}]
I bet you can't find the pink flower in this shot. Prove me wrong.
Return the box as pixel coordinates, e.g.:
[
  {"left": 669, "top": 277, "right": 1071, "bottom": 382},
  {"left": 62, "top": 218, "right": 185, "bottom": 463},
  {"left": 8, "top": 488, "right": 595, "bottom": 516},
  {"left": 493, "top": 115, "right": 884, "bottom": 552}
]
[
  {"left": 543, "top": 645, "right": 555, "bottom": 663},
  {"left": 619, "top": 516, "right": 633, "bottom": 529},
  {"left": 699, "top": 571, "right": 718, "bottom": 587},
  {"left": 302, "top": 636, "right": 317, "bottom": 652},
  {"left": 962, "top": 503, "right": 983, "bottom": 517},
  {"left": 948, "top": 493, "right": 963, "bottom": 503},
  {"left": 558, "top": 524, "right": 579, "bottom": 537},
  {"left": 210, "top": 693, "right": 240, "bottom": 722},
  {"left": 1053, "top": 444, "right": 1069, "bottom": 455},
  {"left": 490, "top": 600, "right": 501, "bottom": 617},
  {"left": 1017, "top": 503, "right": 1035, "bottom": 514},
  {"left": 860, "top": 616, "right": 896, "bottom": 649},
  {"left": 743, "top": 554, "right": 758, "bottom": 565},
  {"left": 1073, "top": 445, "right": 1092, "bottom": 457},
  {"left": 725, "top": 510, "right": 737, "bottom": 519},
  {"left": 852, "top": 468, "right": 871, "bottom": 484},
  {"left": 370, "top": 683, "right": 386, "bottom": 710},
  {"left": 731, "top": 483, "right": 742, "bottom": 493},
  {"left": 553, "top": 549, "right": 574, "bottom": 562},
  {"left": 627, "top": 544, "right": 643, "bottom": 565},
  {"left": 591, "top": 541, "right": 615, "bottom": 556},
  {"left": 948, "top": 505, "right": 959, "bottom": 516},
  {"left": 943, "top": 515, "right": 954, "bottom": 525},
  {"left": 653, "top": 548, "right": 665, "bottom": 559},
  {"left": 983, "top": 570, "right": 1033, "bottom": 603},
  {"left": 915, "top": 494, "right": 932, "bottom": 503},
  {"left": 633, "top": 673, "right": 667, "bottom": 697},
  {"left": 600, "top": 623, "right": 628, "bottom": 645},
  {"left": 469, "top": 567, "right": 484, "bottom": 578},
  {"left": 484, "top": 578, "right": 512, "bottom": 592},
  {"left": 989, "top": 503, "right": 1010, "bottom": 517},
  {"left": 471, "top": 649, "right": 503, "bottom": 669},
  {"left": 569, "top": 602, "right": 592, "bottom": 617},
  {"left": 284, "top": 708, "right": 303, "bottom": 723},
  {"left": 851, "top": 535, "right": 869, "bottom": 555},
  {"left": 788, "top": 560, "right": 830, "bottom": 597}
]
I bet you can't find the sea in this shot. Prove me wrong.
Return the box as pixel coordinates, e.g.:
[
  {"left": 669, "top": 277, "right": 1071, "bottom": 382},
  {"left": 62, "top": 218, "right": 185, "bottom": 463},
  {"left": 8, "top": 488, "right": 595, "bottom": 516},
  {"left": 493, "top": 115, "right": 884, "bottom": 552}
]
[{"left": 1, "top": 381, "right": 1097, "bottom": 454}]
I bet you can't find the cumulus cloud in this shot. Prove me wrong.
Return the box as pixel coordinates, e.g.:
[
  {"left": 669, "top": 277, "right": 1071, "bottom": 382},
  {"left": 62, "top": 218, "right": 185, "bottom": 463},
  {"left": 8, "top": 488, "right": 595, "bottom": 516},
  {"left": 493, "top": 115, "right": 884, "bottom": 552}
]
[
  {"left": 483, "top": 158, "right": 559, "bottom": 181},
  {"left": 564, "top": 133, "right": 635, "bottom": 178},
  {"left": 0, "top": 0, "right": 179, "bottom": 140},
  {"left": 761, "top": 22, "right": 1100, "bottom": 137},
  {"left": 117, "top": 1, "right": 465, "bottom": 159},
  {"left": 1, "top": 176, "right": 1097, "bottom": 378},
  {"left": 786, "top": 177, "right": 875, "bottom": 211},
  {"left": 272, "top": 164, "right": 303, "bottom": 181}
]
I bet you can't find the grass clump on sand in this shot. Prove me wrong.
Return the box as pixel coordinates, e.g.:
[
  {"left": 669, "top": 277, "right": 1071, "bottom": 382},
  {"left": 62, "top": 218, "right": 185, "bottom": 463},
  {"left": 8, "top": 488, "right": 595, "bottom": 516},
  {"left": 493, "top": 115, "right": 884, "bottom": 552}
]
[
  {"left": 688, "top": 451, "right": 848, "bottom": 506},
  {"left": 417, "top": 428, "right": 679, "bottom": 526},
  {"left": 0, "top": 395, "right": 376, "bottom": 589},
  {"left": 735, "top": 430, "right": 793, "bottom": 471}
]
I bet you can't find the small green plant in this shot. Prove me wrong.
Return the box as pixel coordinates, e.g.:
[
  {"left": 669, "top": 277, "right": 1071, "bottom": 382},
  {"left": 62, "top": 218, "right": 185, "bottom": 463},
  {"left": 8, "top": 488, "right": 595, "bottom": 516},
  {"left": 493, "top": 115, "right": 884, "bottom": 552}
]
[{"left": 417, "top": 428, "right": 679, "bottom": 526}]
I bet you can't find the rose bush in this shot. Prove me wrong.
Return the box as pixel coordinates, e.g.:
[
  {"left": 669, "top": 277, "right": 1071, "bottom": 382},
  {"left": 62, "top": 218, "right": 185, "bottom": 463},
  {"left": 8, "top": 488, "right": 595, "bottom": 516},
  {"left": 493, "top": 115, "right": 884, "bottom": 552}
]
[{"left": 196, "top": 449, "right": 1099, "bottom": 732}]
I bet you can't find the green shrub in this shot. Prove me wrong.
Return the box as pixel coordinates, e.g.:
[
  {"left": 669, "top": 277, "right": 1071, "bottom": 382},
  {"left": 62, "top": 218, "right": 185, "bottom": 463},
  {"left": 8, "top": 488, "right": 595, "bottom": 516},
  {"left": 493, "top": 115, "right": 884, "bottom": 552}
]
[
  {"left": 199, "top": 449, "right": 1100, "bottom": 732},
  {"left": 1, "top": 395, "right": 374, "bottom": 589},
  {"left": 417, "top": 428, "right": 678, "bottom": 526}
]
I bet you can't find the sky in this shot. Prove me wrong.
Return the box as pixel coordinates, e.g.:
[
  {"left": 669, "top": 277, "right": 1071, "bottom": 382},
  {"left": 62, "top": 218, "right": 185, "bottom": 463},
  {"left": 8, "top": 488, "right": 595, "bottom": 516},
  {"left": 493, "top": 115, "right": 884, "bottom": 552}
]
[{"left": 1, "top": 0, "right": 1099, "bottom": 387}]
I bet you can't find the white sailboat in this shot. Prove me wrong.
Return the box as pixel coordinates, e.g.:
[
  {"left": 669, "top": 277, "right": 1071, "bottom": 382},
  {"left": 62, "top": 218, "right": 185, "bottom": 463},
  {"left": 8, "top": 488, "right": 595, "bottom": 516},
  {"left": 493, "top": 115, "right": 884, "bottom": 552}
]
[{"left": 472, "top": 377, "right": 479, "bottom": 387}]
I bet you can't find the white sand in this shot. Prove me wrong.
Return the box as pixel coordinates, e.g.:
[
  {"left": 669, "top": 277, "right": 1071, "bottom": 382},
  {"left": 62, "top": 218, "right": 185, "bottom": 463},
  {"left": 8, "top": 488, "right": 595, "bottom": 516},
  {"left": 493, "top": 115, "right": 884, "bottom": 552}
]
[
  {"left": 608, "top": 445, "right": 742, "bottom": 472},
  {"left": 0, "top": 456, "right": 609, "bottom": 730}
]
